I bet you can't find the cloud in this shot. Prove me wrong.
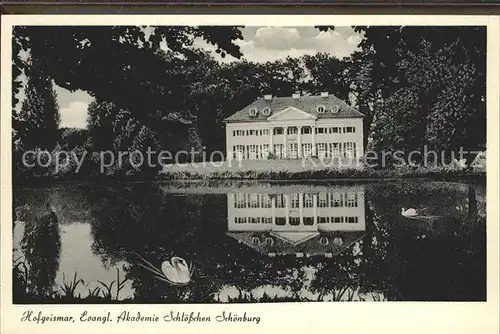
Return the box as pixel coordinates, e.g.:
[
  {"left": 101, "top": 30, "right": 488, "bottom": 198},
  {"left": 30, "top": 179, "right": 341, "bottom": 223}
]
[
  {"left": 253, "top": 27, "right": 301, "bottom": 50},
  {"left": 237, "top": 26, "right": 362, "bottom": 63},
  {"left": 171, "top": 26, "right": 363, "bottom": 64},
  {"left": 312, "top": 30, "right": 342, "bottom": 43},
  {"left": 54, "top": 85, "right": 93, "bottom": 109},
  {"left": 347, "top": 34, "right": 362, "bottom": 46},
  {"left": 59, "top": 101, "right": 89, "bottom": 129}
]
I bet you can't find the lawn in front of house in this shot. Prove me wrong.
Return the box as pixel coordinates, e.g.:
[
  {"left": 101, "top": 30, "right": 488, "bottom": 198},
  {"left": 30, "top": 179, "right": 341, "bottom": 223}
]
[{"left": 160, "top": 158, "right": 359, "bottom": 175}]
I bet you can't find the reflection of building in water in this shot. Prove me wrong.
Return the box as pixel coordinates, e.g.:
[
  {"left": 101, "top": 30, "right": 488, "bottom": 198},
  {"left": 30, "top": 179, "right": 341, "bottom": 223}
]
[{"left": 226, "top": 187, "right": 366, "bottom": 257}]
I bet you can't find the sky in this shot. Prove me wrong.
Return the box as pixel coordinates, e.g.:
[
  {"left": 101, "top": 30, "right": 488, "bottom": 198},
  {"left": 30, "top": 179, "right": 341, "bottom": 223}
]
[{"left": 47, "top": 26, "right": 363, "bottom": 129}]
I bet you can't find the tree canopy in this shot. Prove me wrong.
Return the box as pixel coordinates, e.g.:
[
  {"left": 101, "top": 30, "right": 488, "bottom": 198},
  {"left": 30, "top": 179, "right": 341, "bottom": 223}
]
[{"left": 12, "top": 25, "right": 486, "bottom": 179}]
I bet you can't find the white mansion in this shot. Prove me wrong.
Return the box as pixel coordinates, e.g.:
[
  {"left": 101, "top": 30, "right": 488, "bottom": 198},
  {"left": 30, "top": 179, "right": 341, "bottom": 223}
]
[{"left": 224, "top": 92, "right": 364, "bottom": 160}]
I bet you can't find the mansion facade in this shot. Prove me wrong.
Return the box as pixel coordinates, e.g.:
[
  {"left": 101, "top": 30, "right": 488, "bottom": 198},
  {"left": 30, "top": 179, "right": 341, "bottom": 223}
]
[{"left": 224, "top": 92, "right": 364, "bottom": 160}]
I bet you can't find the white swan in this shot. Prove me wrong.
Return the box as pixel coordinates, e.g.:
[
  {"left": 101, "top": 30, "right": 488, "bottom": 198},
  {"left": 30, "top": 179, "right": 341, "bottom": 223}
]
[
  {"left": 135, "top": 252, "right": 193, "bottom": 286},
  {"left": 401, "top": 207, "right": 437, "bottom": 220},
  {"left": 161, "top": 257, "right": 191, "bottom": 285},
  {"left": 401, "top": 207, "right": 419, "bottom": 217}
]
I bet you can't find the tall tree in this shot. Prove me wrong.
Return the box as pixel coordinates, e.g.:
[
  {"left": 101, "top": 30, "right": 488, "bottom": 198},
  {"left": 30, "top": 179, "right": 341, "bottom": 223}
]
[
  {"left": 352, "top": 26, "right": 486, "bottom": 154},
  {"left": 12, "top": 26, "right": 244, "bottom": 133},
  {"left": 17, "top": 55, "right": 60, "bottom": 150},
  {"left": 301, "top": 53, "right": 350, "bottom": 100}
]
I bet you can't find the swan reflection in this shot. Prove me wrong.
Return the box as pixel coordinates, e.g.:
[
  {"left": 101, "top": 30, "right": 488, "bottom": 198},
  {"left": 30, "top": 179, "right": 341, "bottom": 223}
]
[{"left": 226, "top": 186, "right": 366, "bottom": 257}]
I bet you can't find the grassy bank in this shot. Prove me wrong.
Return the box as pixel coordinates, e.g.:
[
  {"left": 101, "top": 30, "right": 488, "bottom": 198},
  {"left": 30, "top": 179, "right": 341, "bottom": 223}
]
[
  {"left": 12, "top": 159, "right": 485, "bottom": 187},
  {"left": 158, "top": 159, "right": 485, "bottom": 181}
]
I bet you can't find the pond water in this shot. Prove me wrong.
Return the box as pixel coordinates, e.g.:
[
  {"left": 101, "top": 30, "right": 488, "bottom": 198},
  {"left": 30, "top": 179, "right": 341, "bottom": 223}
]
[{"left": 12, "top": 180, "right": 486, "bottom": 303}]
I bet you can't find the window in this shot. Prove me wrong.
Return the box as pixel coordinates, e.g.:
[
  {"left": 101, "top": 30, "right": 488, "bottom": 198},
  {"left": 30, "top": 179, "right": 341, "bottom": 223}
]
[
  {"left": 344, "top": 126, "right": 355, "bottom": 133},
  {"left": 290, "top": 217, "right": 300, "bottom": 226},
  {"left": 291, "top": 193, "right": 300, "bottom": 208},
  {"left": 274, "top": 144, "right": 284, "bottom": 159},
  {"left": 303, "top": 193, "right": 313, "bottom": 208},
  {"left": 287, "top": 127, "right": 298, "bottom": 135},
  {"left": 317, "top": 143, "right": 326, "bottom": 157},
  {"left": 346, "top": 193, "right": 358, "bottom": 208},
  {"left": 235, "top": 192, "right": 246, "bottom": 208},
  {"left": 316, "top": 127, "right": 325, "bottom": 134},
  {"left": 318, "top": 217, "right": 327, "bottom": 224},
  {"left": 303, "top": 217, "right": 314, "bottom": 226},
  {"left": 276, "top": 194, "right": 285, "bottom": 208},
  {"left": 261, "top": 194, "right": 272, "bottom": 208},
  {"left": 329, "top": 143, "right": 340, "bottom": 158},
  {"left": 334, "top": 217, "right": 344, "bottom": 223},
  {"left": 343, "top": 142, "right": 356, "bottom": 158},
  {"left": 302, "top": 143, "right": 312, "bottom": 157},
  {"left": 273, "top": 127, "right": 283, "bottom": 135},
  {"left": 329, "top": 127, "right": 340, "bottom": 134},
  {"left": 316, "top": 105, "right": 326, "bottom": 113},
  {"left": 301, "top": 127, "right": 312, "bottom": 134},
  {"left": 249, "top": 193, "right": 259, "bottom": 208},
  {"left": 248, "top": 145, "right": 258, "bottom": 159},
  {"left": 233, "top": 145, "right": 245, "bottom": 160},
  {"left": 260, "top": 144, "right": 269, "bottom": 159},
  {"left": 318, "top": 193, "right": 328, "bottom": 208},
  {"left": 346, "top": 216, "right": 359, "bottom": 224},
  {"left": 276, "top": 217, "right": 286, "bottom": 225},
  {"left": 331, "top": 193, "right": 343, "bottom": 207}
]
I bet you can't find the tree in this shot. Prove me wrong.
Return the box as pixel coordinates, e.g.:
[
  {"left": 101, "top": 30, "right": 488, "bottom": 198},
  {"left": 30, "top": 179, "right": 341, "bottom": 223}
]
[
  {"left": 351, "top": 26, "right": 486, "bottom": 154},
  {"left": 301, "top": 53, "right": 350, "bottom": 100},
  {"left": 12, "top": 26, "right": 244, "bottom": 133},
  {"left": 16, "top": 55, "right": 60, "bottom": 150}
]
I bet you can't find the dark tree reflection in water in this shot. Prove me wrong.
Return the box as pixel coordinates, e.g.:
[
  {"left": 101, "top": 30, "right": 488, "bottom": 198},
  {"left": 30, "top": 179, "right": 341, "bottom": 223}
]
[
  {"left": 12, "top": 180, "right": 486, "bottom": 303},
  {"left": 15, "top": 205, "right": 61, "bottom": 301}
]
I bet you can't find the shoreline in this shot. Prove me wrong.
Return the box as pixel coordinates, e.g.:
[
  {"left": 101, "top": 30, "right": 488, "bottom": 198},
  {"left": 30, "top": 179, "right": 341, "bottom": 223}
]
[{"left": 12, "top": 171, "right": 486, "bottom": 189}]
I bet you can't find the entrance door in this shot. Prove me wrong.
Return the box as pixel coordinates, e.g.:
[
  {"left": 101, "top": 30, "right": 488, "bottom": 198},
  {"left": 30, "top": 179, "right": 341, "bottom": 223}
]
[
  {"left": 289, "top": 143, "right": 298, "bottom": 159},
  {"left": 274, "top": 144, "right": 284, "bottom": 159}
]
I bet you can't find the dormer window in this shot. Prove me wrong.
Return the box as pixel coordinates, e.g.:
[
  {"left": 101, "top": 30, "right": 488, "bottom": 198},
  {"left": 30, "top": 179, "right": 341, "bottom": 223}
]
[
  {"left": 319, "top": 236, "right": 329, "bottom": 246},
  {"left": 251, "top": 237, "right": 261, "bottom": 245},
  {"left": 316, "top": 105, "right": 326, "bottom": 114},
  {"left": 330, "top": 105, "right": 340, "bottom": 113},
  {"left": 261, "top": 106, "right": 271, "bottom": 116},
  {"left": 249, "top": 106, "right": 258, "bottom": 117}
]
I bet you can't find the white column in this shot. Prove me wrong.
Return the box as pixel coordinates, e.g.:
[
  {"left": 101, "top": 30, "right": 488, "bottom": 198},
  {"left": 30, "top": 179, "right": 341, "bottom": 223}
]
[
  {"left": 283, "top": 126, "right": 288, "bottom": 158},
  {"left": 299, "top": 192, "right": 304, "bottom": 225},
  {"left": 269, "top": 127, "right": 274, "bottom": 154},
  {"left": 271, "top": 195, "right": 276, "bottom": 225},
  {"left": 297, "top": 126, "right": 302, "bottom": 158},
  {"left": 313, "top": 194, "right": 318, "bottom": 225},
  {"left": 285, "top": 194, "right": 290, "bottom": 226},
  {"left": 312, "top": 126, "right": 316, "bottom": 156}
]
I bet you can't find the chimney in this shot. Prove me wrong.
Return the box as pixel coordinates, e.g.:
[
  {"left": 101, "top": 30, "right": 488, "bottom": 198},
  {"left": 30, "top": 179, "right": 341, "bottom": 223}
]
[
  {"left": 264, "top": 94, "right": 273, "bottom": 101},
  {"left": 292, "top": 93, "right": 300, "bottom": 99},
  {"left": 321, "top": 92, "right": 329, "bottom": 98}
]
